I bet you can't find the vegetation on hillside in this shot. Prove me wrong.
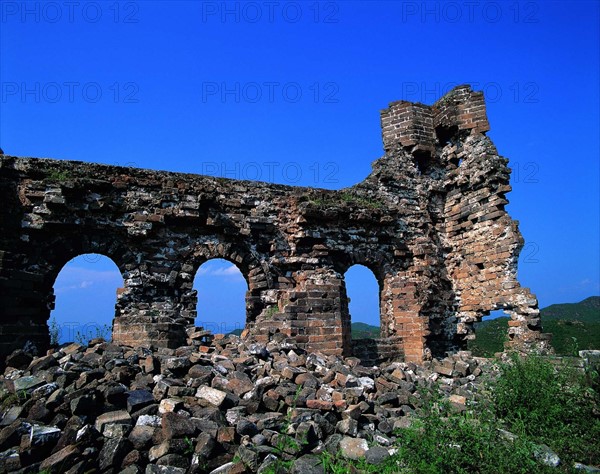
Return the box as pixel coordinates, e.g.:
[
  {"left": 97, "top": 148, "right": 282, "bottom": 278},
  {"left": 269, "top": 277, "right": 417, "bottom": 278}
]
[
  {"left": 468, "top": 316, "right": 510, "bottom": 357},
  {"left": 314, "top": 354, "right": 600, "bottom": 473},
  {"left": 227, "top": 297, "right": 599, "bottom": 356},
  {"left": 469, "top": 296, "right": 599, "bottom": 357},
  {"left": 351, "top": 322, "right": 380, "bottom": 339},
  {"left": 542, "top": 296, "right": 600, "bottom": 322},
  {"left": 540, "top": 296, "right": 600, "bottom": 355}
]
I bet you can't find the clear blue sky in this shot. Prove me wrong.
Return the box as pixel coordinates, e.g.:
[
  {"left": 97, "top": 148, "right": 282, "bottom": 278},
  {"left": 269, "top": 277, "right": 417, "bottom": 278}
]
[{"left": 1, "top": 1, "right": 598, "bottom": 339}]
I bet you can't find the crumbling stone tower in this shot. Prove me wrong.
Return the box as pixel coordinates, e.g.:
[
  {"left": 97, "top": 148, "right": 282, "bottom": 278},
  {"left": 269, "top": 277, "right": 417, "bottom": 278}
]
[{"left": 0, "top": 85, "right": 550, "bottom": 363}]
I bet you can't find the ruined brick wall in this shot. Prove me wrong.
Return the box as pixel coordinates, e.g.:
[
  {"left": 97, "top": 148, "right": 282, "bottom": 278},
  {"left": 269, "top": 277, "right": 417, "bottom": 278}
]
[{"left": 0, "top": 85, "right": 550, "bottom": 363}]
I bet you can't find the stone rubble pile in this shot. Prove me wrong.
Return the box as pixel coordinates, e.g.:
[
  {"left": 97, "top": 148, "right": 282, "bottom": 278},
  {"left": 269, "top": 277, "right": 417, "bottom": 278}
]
[{"left": 0, "top": 332, "right": 491, "bottom": 474}]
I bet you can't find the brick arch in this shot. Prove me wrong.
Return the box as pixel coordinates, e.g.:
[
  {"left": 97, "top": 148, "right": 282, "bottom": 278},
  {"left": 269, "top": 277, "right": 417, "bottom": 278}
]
[
  {"left": 337, "top": 256, "right": 409, "bottom": 360},
  {"left": 190, "top": 257, "right": 248, "bottom": 334},
  {"left": 50, "top": 252, "right": 124, "bottom": 344},
  {"left": 334, "top": 251, "right": 397, "bottom": 328},
  {"left": 43, "top": 234, "right": 134, "bottom": 285},
  {"left": 187, "top": 240, "right": 276, "bottom": 291},
  {"left": 342, "top": 261, "right": 384, "bottom": 301},
  {"left": 188, "top": 241, "right": 272, "bottom": 291},
  {"left": 342, "top": 262, "right": 382, "bottom": 344},
  {"left": 332, "top": 249, "right": 393, "bottom": 282},
  {"left": 184, "top": 240, "right": 274, "bottom": 325},
  {"left": 0, "top": 233, "right": 133, "bottom": 355},
  {"left": 37, "top": 234, "right": 135, "bottom": 324}
]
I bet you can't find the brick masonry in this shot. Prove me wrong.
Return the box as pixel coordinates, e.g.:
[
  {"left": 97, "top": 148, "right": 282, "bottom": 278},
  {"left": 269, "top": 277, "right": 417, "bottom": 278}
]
[{"left": 0, "top": 85, "right": 551, "bottom": 363}]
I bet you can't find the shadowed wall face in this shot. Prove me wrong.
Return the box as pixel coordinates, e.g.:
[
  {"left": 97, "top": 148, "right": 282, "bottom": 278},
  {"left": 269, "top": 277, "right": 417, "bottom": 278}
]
[{"left": 0, "top": 85, "right": 550, "bottom": 363}]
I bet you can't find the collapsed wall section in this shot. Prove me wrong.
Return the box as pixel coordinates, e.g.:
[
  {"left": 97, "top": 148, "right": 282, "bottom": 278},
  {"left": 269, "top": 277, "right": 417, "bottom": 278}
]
[
  {"left": 378, "top": 85, "right": 550, "bottom": 354},
  {"left": 0, "top": 84, "right": 549, "bottom": 364}
]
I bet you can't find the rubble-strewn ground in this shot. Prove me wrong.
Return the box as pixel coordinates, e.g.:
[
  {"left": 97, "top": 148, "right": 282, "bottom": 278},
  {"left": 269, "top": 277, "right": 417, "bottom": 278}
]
[{"left": 1, "top": 331, "right": 598, "bottom": 474}]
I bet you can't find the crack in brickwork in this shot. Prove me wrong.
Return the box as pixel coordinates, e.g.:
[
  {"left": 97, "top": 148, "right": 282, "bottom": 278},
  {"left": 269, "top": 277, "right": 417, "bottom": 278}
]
[{"left": 0, "top": 85, "right": 551, "bottom": 363}]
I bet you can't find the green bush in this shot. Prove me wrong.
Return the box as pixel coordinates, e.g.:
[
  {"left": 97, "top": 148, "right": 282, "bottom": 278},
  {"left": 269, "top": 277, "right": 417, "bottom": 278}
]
[
  {"left": 493, "top": 354, "right": 600, "bottom": 467},
  {"left": 47, "top": 169, "right": 71, "bottom": 182},
  {"left": 391, "top": 391, "right": 542, "bottom": 473},
  {"left": 468, "top": 317, "right": 509, "bottom": 356},
  {"left": 315, "top": 354, "right": 600, "bottom": 473}
]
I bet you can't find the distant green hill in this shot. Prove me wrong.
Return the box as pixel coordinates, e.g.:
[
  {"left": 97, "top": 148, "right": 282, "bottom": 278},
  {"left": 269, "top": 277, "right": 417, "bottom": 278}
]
[
  {"left": 469, "top": 296, "right": 600, "bottom": 357},
  {"left": 468, "top": 317, "right": 511, "bottom": 357},
  {"left": 539, "top": 296, "right": 599, "bottom": 323},
  {"left": 349, "top": 298, "right": 599, "bottom": 354},
  {"left": 351, "top": 322, "right": 380, "bottom": 339},
  {"left": 225, "top": 297, "right": 599, "bottom": 356},
  {"left": 540, "top": 296, "right": 599, "bottom": 355}
]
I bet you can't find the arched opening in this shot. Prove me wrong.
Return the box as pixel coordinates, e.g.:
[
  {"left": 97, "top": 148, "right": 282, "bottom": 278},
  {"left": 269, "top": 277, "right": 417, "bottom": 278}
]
[
  {"left": 344, "top": 264, "right": 381, "bottom": 339},
  {"left": 193, "top": 259, "right": 247, "bottom": 336},
  {"left": 468, "top": 310, "right": 510, "bottom": 357},
  {"left": 51, "top": 254, "right": 122, "bottom": 345}
]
